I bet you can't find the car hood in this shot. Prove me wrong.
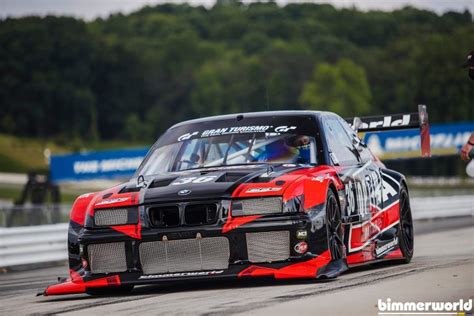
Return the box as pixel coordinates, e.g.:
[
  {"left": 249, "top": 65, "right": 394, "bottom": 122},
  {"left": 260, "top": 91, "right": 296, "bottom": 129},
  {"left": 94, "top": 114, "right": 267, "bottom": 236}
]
[{"left": 123, "top": 164, "right": 308, "bottom": 204}]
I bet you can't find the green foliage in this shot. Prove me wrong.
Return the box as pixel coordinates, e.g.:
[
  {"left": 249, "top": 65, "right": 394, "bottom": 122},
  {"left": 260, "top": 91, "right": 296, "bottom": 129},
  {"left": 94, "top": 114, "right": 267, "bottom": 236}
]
[
  {"left": 191, "top": 52, "right": 264, "bottom": 115},
  {"left": 0, "top": 4, "right": 472, "bottom": 144},
  {"left": 300, "top": 59, "right": 371, "bottom": 117},
  {"left": 124, "top": 114, "right": 145, "bottom": 142}
]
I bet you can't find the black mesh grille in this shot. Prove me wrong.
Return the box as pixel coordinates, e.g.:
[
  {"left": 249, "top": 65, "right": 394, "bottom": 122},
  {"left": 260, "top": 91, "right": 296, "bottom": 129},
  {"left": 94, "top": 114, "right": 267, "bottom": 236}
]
[
  {"left": 149, "top": 206, "right": 180, "bottom": 227},
  {"left": 148, "top": 203, "right": 219, "bottom": 227},
  {"left": 246, "top": 231, "right": 290, "bottom": 263},
  {"left": 184, "top": 204, "right": 218, "bottom": 226},
  {"left": 140, "top": 237, "right": 229, "bottom": 274},
  {"left": 94, "top": 207, "right": 138, "bottom": 226},
  {"left": 88, "top": 242, "right": 127, "bottom": 273},
  {"left": 231, "top": 197, "right": 282, "bottom": 216},
  {"left": 94, "top": 208, "right": 128, "bottom": 226}
]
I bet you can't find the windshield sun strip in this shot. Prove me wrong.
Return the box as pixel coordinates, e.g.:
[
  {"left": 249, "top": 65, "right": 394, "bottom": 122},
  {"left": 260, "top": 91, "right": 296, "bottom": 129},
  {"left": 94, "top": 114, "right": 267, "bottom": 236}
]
[{"left": 204, "top": 135, "right": 286, "bottom": 167}]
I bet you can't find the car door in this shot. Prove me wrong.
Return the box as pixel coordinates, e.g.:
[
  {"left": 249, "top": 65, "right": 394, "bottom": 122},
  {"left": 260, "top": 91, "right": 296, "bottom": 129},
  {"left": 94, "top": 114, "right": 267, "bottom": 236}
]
[
  {"left": 323, "top": 115, "right": 383, "bottom": 257},
  {"left": 337, "top": 116, "right": 384, "bottom": 217},
  {"left": 322, "top": 115, "right": 363, "bottom": 218}
]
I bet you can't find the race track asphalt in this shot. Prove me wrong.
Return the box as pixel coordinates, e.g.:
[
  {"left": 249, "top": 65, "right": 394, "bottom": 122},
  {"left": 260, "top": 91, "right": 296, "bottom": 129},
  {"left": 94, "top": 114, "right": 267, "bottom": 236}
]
[{"left": 0, "top": 217, "right": 472, "bottom": 316}]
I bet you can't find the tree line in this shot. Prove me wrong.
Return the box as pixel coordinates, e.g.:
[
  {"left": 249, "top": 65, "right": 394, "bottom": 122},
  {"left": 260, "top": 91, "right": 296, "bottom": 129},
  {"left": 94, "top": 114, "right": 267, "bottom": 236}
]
[{"left": 0, "top": 1, "right": 473, "bottom": 143}]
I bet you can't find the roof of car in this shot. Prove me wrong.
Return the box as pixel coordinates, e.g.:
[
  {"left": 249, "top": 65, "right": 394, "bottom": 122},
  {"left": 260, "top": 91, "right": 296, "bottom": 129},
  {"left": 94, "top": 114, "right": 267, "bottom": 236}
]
[{"left": 170, "top": 110, "right": 327, "bottom": 129}]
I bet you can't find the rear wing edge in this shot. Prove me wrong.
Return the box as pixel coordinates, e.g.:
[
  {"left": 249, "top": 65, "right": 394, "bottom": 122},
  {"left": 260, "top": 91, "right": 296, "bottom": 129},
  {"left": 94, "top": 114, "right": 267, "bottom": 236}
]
[{"left": 345, "top": 104, "right": 431, "bottom": 157}]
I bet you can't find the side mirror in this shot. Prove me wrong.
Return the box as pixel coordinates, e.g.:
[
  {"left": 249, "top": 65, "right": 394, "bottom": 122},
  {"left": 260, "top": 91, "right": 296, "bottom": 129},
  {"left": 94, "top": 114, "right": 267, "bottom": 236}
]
[{"left": 352, "top": 117, "right": 363, "bottom": 133}]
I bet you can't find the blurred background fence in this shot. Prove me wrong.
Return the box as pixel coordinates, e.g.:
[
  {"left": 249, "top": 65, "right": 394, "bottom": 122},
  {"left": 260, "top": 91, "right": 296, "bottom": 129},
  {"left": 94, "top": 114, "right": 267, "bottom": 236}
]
[{"left": 0, "top": 204, "right": 71, "bottom": 227}]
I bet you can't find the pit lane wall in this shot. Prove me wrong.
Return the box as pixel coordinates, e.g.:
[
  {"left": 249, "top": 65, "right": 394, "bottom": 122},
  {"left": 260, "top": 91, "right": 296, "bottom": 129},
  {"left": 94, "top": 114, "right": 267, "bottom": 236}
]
[
  {"left": 1, "top": 195, "right": 472, "bottom": 269},
  {"left": 50, "top": 147, "right": 149, "bottom": 182}
]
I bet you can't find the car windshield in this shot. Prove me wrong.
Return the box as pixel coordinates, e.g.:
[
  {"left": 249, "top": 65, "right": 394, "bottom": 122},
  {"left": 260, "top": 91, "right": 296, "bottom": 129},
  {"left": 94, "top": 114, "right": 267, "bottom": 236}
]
[{"left": 139, "top": 133, "right": 317, "bottom": 175}]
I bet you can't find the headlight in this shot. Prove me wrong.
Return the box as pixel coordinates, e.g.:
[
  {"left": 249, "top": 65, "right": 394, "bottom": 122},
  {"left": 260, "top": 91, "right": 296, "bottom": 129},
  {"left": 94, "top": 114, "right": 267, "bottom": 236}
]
[
  {"left": 94, "top": 207, "right": 138, "bottom": 226},
  {"left": 231, "top": 197, "right": 282, "bottom": 216}
]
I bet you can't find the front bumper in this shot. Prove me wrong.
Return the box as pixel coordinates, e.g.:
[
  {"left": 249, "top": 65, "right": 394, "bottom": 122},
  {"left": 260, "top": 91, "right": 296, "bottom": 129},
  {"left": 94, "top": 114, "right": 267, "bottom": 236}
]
[
  {"left": 42, "top": 209, "right": 336, "bottom": 296},
  {"left": 82, "top": 212, "right": 327, "bottom": 274}
]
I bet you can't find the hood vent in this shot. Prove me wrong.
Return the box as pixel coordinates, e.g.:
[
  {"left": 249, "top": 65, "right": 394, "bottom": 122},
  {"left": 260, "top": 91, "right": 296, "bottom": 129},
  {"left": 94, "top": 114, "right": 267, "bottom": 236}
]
[
  {"left": 251, "top": 176, "right": 275, "bottom": 183},
  {"left": 149, "top": 177, "right": 178, "bottom": 188},
  {"left": 119, "top": 186, "right": 141, "bottom": 193},
  {"left": 216, "top": 172, "right": 251, "bottom": 183}
]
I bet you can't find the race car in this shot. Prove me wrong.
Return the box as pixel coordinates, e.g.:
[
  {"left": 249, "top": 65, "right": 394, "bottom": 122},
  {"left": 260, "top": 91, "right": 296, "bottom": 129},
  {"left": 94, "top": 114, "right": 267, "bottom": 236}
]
[{"left": 41, "top": 106, "right": 430, "bottom": 296}]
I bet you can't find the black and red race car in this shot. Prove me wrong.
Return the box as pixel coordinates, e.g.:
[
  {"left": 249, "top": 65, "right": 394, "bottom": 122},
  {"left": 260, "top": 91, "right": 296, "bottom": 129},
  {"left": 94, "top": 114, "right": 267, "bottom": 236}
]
[{"left": 41, "top": 106, "right": 430, "bottom": 296}]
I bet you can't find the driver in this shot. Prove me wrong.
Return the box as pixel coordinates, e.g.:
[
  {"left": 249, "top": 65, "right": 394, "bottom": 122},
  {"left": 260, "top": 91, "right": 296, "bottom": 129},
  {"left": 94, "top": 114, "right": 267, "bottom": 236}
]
[
  {"left": 287, "top": 135, "right": 312, "bottom": 163},
  {"left": 258, "top": 135, "right": 311, "bottom": 164}
]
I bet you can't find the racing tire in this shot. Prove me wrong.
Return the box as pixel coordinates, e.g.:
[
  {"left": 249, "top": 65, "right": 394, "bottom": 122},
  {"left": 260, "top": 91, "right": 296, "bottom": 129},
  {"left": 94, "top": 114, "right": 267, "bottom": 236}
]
[
  {"left": 86, "top": 285, "right": 134, "bottom": 296},
  {"left": 397, "top": 185, "right": 414, "bottom": 263},
  {"left": 326, "top": 189, "right": 344, "bottom": 261}
]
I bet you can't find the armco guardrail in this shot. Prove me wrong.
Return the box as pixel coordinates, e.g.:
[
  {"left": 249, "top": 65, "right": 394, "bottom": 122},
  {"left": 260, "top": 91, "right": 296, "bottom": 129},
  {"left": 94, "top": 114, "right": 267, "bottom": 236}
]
[
  {"left": 0, "top": 195, "right": 472, "bottom": 268},
  {"left": 0, "top": 223, "right": 68, "bottom": 268},
  {"left": 410, "top": 195, "right": 473, "bottom": 220},
  {"left": 0, "top": 203, "right": 71, "bottom": 227}
]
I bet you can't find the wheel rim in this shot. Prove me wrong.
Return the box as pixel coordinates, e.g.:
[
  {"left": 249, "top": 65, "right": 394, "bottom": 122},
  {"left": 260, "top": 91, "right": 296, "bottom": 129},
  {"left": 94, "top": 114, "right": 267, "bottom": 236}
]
[
  {"left": 326, "top": 195, "right": 344, "bottom": 260},
  {"left": 399, "top": 191, "right": 414, "bottom": 257}
]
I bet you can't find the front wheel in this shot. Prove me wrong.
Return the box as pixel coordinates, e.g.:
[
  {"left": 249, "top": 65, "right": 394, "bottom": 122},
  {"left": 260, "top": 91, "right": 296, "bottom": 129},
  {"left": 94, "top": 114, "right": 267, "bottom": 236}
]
[
  {"left": 326, "top": 189, "right": 345, "bottom": 260},
  {"left": 398, "top": 185, "right": 414, "bottom": 263}
]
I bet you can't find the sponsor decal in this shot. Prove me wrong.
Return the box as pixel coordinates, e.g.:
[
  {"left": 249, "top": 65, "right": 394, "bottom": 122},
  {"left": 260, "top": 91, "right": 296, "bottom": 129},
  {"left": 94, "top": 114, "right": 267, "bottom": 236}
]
[
  {"left": 344, "top": 169, "right": 386, "bottom": 217},
  {"left": 294, "top": 241, "right": 308, "bottom": 254},
  {"left": 264, "top": 132, "right": 281, "bottom": 137},
  {"left": 177, "top": 125, "right": 304, "bottom": 141},
  {"left": 365, "top": 122, "right": 474, "bottom": 156},
  {"left": 375, "top": 237, "right": 399, "bottom": 256},
  {"left": 348, "top": 212, "right": 400, "bottom": 253},
  {"left": 274, "top": 125, "right": 297, "bottom": 133},
  {"left": 296, "top": 230, "right": 308, "bottom": 239},
  {"left": 201, "top": 125, "right": 272, "bottom": 137},
  {"left": 381, "top": 178, "right": 398, "bottom": 203},
  {"left": 201, "top": 126, "right": 272, "bottom": 137},
  {"left": 357, "top": 114, "right": 411, "bottom": 130},
  {"left": 50, "top": 147, "right": 148, "bottom": 182},
  {"left": 139, "top": 270, "right": 224, "bottom": 279},
  {"left": 178, "top": 131, "right": 199, "bottom": 141},
  {"left": 95, "top": 197, "right": 129, "bottom": 206},
  {"left": 345, "top": 181, "right": 356, "bottom": 216},
  {"left": 73, "top": 157, "right": 143, "bottom": 174},
  {"left": 246, "top": 187, "right": 282, "bottom": 193},
  {"left": 171, "top": 176, "right": 217, "bottom": 185}
]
